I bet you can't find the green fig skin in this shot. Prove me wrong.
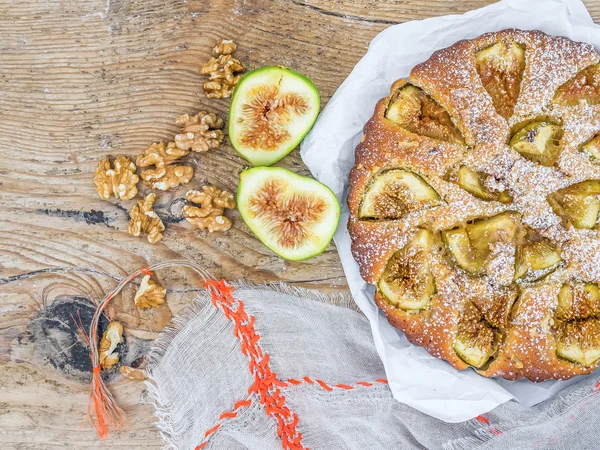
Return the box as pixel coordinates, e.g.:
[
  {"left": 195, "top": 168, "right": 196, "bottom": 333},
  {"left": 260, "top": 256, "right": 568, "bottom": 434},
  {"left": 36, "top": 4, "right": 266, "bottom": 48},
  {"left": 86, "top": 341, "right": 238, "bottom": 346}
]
[
  {"left": 229, "top": 66, "right": 320, "bottom": 167},
  {"left": 237, "top": 167, "right": 340, "bottom": 261}
]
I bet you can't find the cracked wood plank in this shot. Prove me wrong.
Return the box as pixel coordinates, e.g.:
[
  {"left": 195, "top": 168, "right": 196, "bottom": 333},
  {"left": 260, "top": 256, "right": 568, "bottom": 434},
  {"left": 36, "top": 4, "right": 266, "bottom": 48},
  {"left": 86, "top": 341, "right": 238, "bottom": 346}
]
[{"left": 2, "top": 0, "right": 600, "bottom": 447}]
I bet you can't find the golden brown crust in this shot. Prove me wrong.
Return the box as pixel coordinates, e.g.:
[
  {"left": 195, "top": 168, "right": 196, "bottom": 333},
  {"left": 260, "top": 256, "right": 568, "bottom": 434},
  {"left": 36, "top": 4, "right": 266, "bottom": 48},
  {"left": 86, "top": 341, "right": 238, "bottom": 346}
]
[{"left": 348, "top": 29, "right": 600, "bottom": 381}]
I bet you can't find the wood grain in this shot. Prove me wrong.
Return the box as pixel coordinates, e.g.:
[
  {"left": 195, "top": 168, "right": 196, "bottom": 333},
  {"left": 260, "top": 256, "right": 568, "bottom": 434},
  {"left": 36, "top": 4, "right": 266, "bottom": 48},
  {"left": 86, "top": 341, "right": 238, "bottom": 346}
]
[{"left": 2, "top": 0, "right": 600, "bottom": 447}]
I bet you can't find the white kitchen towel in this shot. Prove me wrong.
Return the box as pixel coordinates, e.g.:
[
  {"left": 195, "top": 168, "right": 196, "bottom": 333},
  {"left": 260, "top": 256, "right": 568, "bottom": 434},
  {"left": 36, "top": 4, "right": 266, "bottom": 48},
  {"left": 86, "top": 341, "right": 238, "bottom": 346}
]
[
  {"left": 145, "top": 283, "right": 600, "bottom": 450},
  {"left": 300, "top": 0, "right": 600, "bottom": 422}
]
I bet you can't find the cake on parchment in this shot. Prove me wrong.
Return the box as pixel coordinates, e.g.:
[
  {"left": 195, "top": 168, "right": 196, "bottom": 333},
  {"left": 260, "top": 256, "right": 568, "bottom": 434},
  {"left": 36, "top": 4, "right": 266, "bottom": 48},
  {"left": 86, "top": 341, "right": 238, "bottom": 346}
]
[{"left": 347, "top": 29, "right": 600, "bottom": 381}]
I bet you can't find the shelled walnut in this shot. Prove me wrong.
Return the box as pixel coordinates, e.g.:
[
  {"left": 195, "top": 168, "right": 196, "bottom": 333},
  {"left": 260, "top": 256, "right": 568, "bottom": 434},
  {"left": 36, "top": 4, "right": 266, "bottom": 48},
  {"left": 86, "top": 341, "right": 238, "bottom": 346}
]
[
  {"left": 128, "top": 193, "right": 165, "bottom": 244},
  {"left": 136, "top": 142, "right": 193, "bottom": 191},
  {"left": 200, "top": 39, "right": 245, "bottom": 98},
  {"left": 134, "top": 274, "right": 166, "bottom": 308},
  {"left": 120, "top": 365, "right": 147, "bottom": 381},
  {"left": 174, "top": 112, "right": 225, "bottom": 152},
  {"left": 99, "top": 321, "right": 124, "bottom": 369},
  {"left": 94, "top": 156, "right": 139, "bottom": 200},
  {"left": 213, "top": 39, "right": 236, "bottom": 56},
  {"left": 183, "top": 185, "right": 236, "bottom": 232}
]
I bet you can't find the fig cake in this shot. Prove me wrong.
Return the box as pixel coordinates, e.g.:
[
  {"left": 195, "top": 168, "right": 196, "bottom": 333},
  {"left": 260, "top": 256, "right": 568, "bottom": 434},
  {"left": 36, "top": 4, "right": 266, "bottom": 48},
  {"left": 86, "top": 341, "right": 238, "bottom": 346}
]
[{"left": 347, "top": 29, "right": 600, "bottom": 381}]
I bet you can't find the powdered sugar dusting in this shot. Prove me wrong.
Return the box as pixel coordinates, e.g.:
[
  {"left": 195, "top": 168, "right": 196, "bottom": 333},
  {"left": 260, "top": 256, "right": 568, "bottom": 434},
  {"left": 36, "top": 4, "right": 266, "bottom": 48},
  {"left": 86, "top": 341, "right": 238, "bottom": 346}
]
[{"left": 348, "top": 29, "right": 600, "bottom": 380}]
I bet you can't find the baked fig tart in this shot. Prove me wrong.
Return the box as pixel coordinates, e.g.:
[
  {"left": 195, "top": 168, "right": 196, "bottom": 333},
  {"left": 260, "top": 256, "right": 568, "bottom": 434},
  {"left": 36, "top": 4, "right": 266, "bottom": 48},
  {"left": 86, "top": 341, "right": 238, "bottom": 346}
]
[{"left": 348, "top": 29, "right": 600, "bottom": 381}]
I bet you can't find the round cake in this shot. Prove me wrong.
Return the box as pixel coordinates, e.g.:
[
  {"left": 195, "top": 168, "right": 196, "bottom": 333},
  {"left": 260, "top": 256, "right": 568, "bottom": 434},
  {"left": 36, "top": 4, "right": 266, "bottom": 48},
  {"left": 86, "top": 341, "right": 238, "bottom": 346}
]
[{"left": 348, "top": 29, "right": 600, "bottom": 381}]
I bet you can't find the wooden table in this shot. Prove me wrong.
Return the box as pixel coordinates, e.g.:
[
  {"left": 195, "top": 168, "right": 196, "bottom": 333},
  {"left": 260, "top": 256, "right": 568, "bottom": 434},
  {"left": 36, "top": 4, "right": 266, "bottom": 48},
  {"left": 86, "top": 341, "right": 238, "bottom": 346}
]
[{"left": 3, "top": 0, "right": 600, "bottom": 447}]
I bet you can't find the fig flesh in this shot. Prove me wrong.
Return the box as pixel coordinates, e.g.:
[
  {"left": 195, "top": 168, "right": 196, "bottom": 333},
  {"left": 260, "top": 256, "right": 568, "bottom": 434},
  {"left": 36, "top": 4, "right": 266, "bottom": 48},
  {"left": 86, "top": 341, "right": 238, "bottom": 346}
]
[
  {"left": 547, "top": 180, "right": 600, "bottom": 229},
  {"left": 237, "top": 167, "right": 340, "bottom": 261},
  {"left": 514, "top": 238, "right": 562, "bottom": 281},
  {"left": 475, "top": 40, "right": 525, "bottom": 119},
  {"left": 442, "top": 212, "right": 519, "bottom": 274},
  {"left": 553, "top": 63, "right": 600, "bottom": 106},
  {"left": 385, "top": 83, "right": 464, "bottom": 145},
  {"left": 378, "top": 229, "right": 437, "bottom": 311},
  {"left": 454, "top": 302, "right": 499, "bottom": 368},
  {"left": 581, "top": 133, "right": 600, "bottom": 161},
  {"left": 451, "top": 165, "right": 513, "bottom": 203},
  {"left": 359, "top": 169, "right": 440, "bottom": 219},
  {"left": 229, "top": 66, "right": 320, "bottom": 166},
  {"left": 509, "top": 121, "right": 563, "bottom": 167}
]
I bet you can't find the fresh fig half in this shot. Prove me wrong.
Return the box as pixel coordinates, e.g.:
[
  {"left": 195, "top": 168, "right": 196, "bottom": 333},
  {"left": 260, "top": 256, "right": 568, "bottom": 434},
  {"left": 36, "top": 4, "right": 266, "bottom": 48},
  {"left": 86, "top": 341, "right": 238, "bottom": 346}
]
[
  {"left": 229, "top": 66, "right": 320, "bottom": 166},
  {"left": 237, "top": 167, "right": 340, "bottom": 260}
]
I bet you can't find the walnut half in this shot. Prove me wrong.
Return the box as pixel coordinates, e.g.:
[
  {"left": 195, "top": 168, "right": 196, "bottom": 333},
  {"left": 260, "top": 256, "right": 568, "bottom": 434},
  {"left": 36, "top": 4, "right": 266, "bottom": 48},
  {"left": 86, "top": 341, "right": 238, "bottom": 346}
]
[
  {"left": 136, "top": 142, "right": 194, "bottom": 191},
  {"left": 94, "top": 156, "right": 139, "bottom": 200},
  {"left": 128, "top": 193, "right": 165, "bottom": 244},
  {"left": 183, "top": 185, "right": 236, "bottom": 232},
  {"left": 99, "top": 321, "right": 124, "bottom": 369},
  {"left": 120, "top": 365, "right": 147, "bottom": 381},
  {"left": 174, "top": 112, "right": 225, "bottom": 153},
  {"left": 134, "top": 274, "right": 166, "bottom": 308},
  {"left": 213, "top": 39, "right": 236, "bottom": 56}
]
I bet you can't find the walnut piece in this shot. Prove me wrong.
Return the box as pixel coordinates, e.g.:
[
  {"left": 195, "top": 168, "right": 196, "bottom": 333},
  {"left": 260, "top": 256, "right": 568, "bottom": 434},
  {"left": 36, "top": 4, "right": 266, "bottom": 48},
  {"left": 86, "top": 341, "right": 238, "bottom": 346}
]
[
  {"left": 174, "top": 112, "right": 225, "bottom": 152},
  {"left": 134, "top": 274, "right": 166, "bottom": 308},
  {"left": 183, "top": 185, "right": 236, "bottom": 232},
  {"left": 200, "top": 39, "right": 245, "bottom": 99},
  {"left": 136, "top": 142, "right": 193, "bottom": 190},
  {"left": 94, "top": 156, "right": 139, "bottom": 200},
  {"left": 213, "top": 39, "right": 236, "bottom": 56},
  {"left": 128, "top": 193, "right": 165, "bottom": 244},
  {"left": 119, "top": 365, "right": 147, "bottom": 381},
  {"left": 99, "top": 321, "right": 124, "bottom": 369}
]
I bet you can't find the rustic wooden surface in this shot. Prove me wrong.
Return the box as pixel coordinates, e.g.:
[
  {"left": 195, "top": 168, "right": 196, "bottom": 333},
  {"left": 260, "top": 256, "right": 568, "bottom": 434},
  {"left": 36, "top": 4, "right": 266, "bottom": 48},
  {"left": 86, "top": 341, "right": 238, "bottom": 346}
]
[{"left": 3, "top": 0, "right": 600, "bottom": 447}]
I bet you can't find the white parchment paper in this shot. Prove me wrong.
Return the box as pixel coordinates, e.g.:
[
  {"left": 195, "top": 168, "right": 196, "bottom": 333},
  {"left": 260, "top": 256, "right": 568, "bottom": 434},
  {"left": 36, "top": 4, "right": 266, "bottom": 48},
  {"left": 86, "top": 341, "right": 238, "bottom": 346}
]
[{"left": 300, "top": 0, "right": 600, "bottom": 422}]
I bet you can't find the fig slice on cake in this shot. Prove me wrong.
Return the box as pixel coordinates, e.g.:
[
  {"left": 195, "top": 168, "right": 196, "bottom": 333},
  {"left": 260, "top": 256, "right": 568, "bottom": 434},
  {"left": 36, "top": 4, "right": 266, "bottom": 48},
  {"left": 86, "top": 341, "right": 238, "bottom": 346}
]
[
  {"left": 229, "top": 66, "right": 320, "bottom": 166},
  {"left": 450, "top": 165, "right": 513, "bottom": 203},
  {"left": 237, "top": 167, "right": 340, "bottom": 261},
  {"left": 385, "top": 83, "right": 465, "bottom": 145},
  {"left": 509, "top": 121, "right": 563, "bottom": 167},
  {"left": 359, "top": 169, "right": 441, "bottom": 219},
  {"left": 547, "top": 180, "right": 600, "bottom": 229},
  {"left": 378, "top": 229, "right": 437, "bottom": 311},
  {"left": 553, "top": 63, "right": 600, "bottom": 106},
  {"left": 513, "top": 239, "right": 562, "bottom": 281},
  {"left": 581, "top": 133, "right": 600, "bottom": 161},
  {"left": 556, "top": 319, "right": 600, "bottom": 366},
  {"left": 475, "top": 40, "right": 525, "bottom": 119},
  {"left": 454, "top": 302, "right": 500, "bottom": 368},
  {"left": 442, "top": 212, "right": 520, "bottom": 274},
  {"left": 555, "top": 282, "right": 600, "bottom": 321}
]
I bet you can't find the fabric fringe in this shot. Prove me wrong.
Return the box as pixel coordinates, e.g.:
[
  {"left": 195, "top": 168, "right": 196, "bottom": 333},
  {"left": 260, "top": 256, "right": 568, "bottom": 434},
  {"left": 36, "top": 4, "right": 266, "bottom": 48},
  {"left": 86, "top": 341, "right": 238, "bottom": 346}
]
[
  {"left": 443, "top": 424, "right": 513, "bottom": 450},
  {"left": 229, "top": 280, "right": 360, "bottom": 313},
  {"left": 443, "top": 377, "right": 599, "bottom": 450},
  {"left": 532, "top": 378, "right": 598, "bottom": 422},
  {"left": 143, "top": 281, "right": 358, "bottom": 449},
  {"left": 442, "top": 434, "right": 491, "bottom": 450}
]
